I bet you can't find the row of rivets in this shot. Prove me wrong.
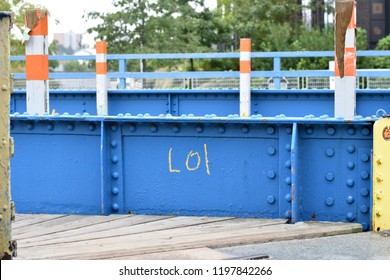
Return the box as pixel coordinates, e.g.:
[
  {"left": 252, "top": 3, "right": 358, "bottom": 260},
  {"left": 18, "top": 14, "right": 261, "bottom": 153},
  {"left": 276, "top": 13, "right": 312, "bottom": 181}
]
[
  {"left": 111, "top": 124, "right": 120, "bottom": 212},
  {"left": 123, "top": 124, "right": 278, "bottom": 134},
  {"left": 12, "top": 122, "right": 97, "bottom": 131},
  {"left": 304, "top": 126, "right": 371, "bottom": 136}
]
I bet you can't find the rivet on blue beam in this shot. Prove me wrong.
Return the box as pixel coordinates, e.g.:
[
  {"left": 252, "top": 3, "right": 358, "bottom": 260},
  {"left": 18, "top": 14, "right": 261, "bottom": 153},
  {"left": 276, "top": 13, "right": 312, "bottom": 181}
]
[
  {"left": 285, "top": 176, "right": 292, "bottom": 185},
  {"left": 361, "top": 127, "right": 370, "bottom": 136},
  {"left": 67, "top": 124, "right": 75, "bottom": 131},
  {"left": 347, "top": 145, "right": 356, "bottom": 153},
  {"left": 360, "top": 188, "right": 369, "bottom": 197},
  {"left": 75, "top": 113, "right": 81, "bottom": 116},
  {"left": 326, "top": 148, "right": 335, "bottom": 157},
  {"left": 111, "top": 125, "right": 118, "bottom": 132},
  {"left": 137, "top": 114, "right": 144, "bottom": 118},
  {"left": 27, "top": 123, "right": 34, "bottom": 130},
  {"left": 285, "top": 127, "right": 292, "bottom": 135},
  {"left": 110, "top": 140, "right": 118, "bottom": 148},
  {"left": 275, "top": 114, "right": 286, "bottom": 119},
  {"left": 267, "top": 171, "right": 276, "bottom": 179},
  {"left": 125, "top": 113, "right": 132, "bottom": 117},
  {"left": 267, "top": 196, "right": 276, "bottom": 204},
  {"left": 319, "top": 114, "right": 329, "bottom": 119},
  {"left": 267, "top": 126, "right": 275, "bottom": 135},
  {"left": 347, "top": 127, "right": 356, "bottom": 135},
  {"left": 111, "top": 187, "right": 120, "bottom": 195},
  {"left": 326, "top": 197, "right": 334, "bottom": 206},
  {"left": 267, "top": 147, "right": 276, "bottom": 156},
  {"left": 304, "top": 114, "right": 315, "bottom": 119},
  {"left": 196, "top": 125, "right": 203, "bottom": 133},
  {"left": 173, "top": 125, "right": 180, "bottom": 133},
  {"left": 242, "top": 125, "right": 249, "bottom": 133},
  {"left": 111, "top": 203, "right": 119, "bottom": 212},
  {"left": 362, "top": 223, "right": 369, "bottom": 231},
  {"left": 88, "top": 124, "right": 96, "bottom": 131},
  {"left": 188, "top": 114, "right": 195, "bottom": 118},
  {"left": 284, "top": 210, "right": 292, "bottom": 219},
  {"left": 144, "top": 113, "right": 151, "bottom": 117},
  {"left": 346, "top": 196, "right": 354, "bottom": 204},
  {"left": 360, "top": 171, "right": 370, "bottom": 180},
  {"left": 150, "top": 124, "right": 158, "bottom": 133},
  {"left": 47, "top": 124, "right": 54, "bottom": 131},
  {"left": 305, "top": 127, "right": 314, "bottom": 135},
  {"left": 346, "top": 179, "right": 355, "bottom": 188},
  {"left": 285, "top": 159, "right": 291, "bottom": 169},
  {"left": 360, "top": 205, "right": 369, "bottom": 214},
  {"left": 83, "top": 113, "right": 90, "bottom": 116},
  {"left": 63, "top": 112, "right": 70, "bottom": 116},
  {"left": 285, "top": 193, "right": 292, "bottom": 203},
  {"left": 117, "top": 113, "right": 124, "bottom": 118},
  {"left": 166, "top": 114, "right": 173, "bottom": 118},
  {"left": 361, "top": 154, "right": 370, "bottom": 162},
  {"left": 129, "top": 124, "right": 136, "bottom": 132},
  {"left": 14, "top": 112, "right": 20, "bottom": 116},
  {"left": 23, "top": 112, "right": 29, "bottom": 115},
  {"left": 218, "top": 126, "right": 225, "bottom": 134},
  {"left": 285, "top": 144, "right": 291, "bottom": 152},
  {"left": 346, "top": 212, "right": 355, "bottom": 222},
  {"left": 326, "top": 172, "right": 335, "bottom": 182},
  {"left": 347, "top": 162, "right": 355, "bottom": 170},
  {"left": 326, "top": 126, "right": 335, "bottom": 136},
  {"left": 111, "top": 155, "right": 119, "bottom": 164},
  {"left": 112, "top": 172, "right": 120, "bottom": 180}
]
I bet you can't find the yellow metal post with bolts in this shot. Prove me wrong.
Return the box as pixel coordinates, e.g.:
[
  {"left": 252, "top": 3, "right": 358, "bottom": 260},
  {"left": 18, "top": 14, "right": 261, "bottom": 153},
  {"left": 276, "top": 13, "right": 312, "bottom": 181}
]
[
  {"left": 0, "top": 12, "right": 16, "bottom": 260},
  {"left": 373, "top": 117, "right": 390, "bottom": 232}
]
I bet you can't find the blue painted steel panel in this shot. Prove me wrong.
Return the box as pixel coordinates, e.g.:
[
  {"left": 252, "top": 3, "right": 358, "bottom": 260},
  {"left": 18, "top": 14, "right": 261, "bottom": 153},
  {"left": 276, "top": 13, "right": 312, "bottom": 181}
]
[
  {"left": 9, "top": 114, "right": 376, "bottom": 228},
  {"left": 299, "top": 124, "right": 372, "bottom": 226},
  {"left": 11, "top": 120, "right": 102, "bottom": 214},
  {"left": 120, "top": 122, "right": 283, "bottom": 217}
]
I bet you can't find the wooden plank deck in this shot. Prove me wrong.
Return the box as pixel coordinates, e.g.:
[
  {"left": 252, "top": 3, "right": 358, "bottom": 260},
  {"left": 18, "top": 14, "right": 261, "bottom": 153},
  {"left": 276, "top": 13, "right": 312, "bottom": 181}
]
[{"left": 13, "top": 214, "right": 362, "bottom": 260}]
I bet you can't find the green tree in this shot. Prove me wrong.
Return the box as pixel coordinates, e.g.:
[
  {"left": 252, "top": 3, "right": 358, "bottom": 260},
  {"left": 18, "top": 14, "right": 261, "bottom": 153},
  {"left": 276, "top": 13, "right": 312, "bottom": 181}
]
[
  {"left": 370, "top": 34, "right": 390, "bottom": 69},
  {"left": 85, "top": 0, "right": 217, "bottom": 71}
]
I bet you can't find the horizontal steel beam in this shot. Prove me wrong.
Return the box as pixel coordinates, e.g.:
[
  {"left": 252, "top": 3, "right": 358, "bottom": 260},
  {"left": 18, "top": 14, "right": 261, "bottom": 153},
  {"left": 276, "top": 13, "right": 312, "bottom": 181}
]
[{"left": 10, "top": 115, "right": 374, "bottom": 231}]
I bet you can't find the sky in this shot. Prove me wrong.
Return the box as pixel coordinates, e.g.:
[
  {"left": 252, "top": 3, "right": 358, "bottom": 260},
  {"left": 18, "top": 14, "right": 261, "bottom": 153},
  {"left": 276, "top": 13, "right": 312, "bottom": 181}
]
[{"left": 26, "top": 0, "right": 217, "bottom": 47}]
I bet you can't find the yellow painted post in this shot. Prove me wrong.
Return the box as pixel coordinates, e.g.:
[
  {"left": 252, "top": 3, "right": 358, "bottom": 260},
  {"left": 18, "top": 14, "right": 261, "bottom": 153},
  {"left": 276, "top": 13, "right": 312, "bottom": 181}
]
[
  {"left": 0, "top": 12, "right": 16, "bottom": 259},
  {"left": 372, "top": 117, "right": 390, "bottom": 232}
]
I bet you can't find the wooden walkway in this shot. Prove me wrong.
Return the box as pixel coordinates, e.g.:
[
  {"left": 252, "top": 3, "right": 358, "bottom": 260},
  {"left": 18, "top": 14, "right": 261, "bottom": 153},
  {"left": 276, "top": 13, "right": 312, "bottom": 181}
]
[{"left": 13, "top": 214, "right": 362, "bottom": 260}]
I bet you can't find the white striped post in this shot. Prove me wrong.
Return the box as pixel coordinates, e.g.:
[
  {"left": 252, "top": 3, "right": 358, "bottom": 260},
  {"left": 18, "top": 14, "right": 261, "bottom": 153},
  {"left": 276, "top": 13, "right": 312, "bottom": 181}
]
[
  {"left": 96, "top": 41, "right": 108, "bottom": 115},
  {"left": 240, "top": 38, "right": 251, "bottom": 117},
  {"left": 25, "top": 10, "right": 49, "bottom": 114},
  {"left": 334, "top": 0, "right": 356, "bottom": 119}
]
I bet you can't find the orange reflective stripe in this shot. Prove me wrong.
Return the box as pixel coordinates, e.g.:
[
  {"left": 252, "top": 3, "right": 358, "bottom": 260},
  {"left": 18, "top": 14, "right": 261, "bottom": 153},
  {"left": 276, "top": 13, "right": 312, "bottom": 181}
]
[
  {"left": 96, "top": 41, "right": 107, "bottom": 54},
  {"left": 240, "top": 60, "right": 251, "bottom": 74},
  {"left": 26, "top": 55, "right": 49, "bottom": 80},
  {"left": 96, "top": 62, "right": 107, "bottom": 75},
  {"left": 335, "top": 48, "right": 356, "bottom": 77},
  {"left": 348, "top": 3, "right": 356, "bottom": 29},
  {"left": 240, "top": 39, "right": 251, "bottom": 52},
  {"left": 28, "top": 14, "right": 48, "bottom": 36},
  {"left": 344, "top": 48, "right": 356, "bottom": 76}
]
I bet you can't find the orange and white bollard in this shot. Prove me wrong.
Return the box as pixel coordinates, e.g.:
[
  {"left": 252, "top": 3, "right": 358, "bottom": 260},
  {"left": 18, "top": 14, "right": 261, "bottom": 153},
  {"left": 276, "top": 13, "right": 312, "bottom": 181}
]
[
  {"left": 96, "top": 41, "right": 108, "bottom": 115},
  {"left": 334, "top": 0, "right": 356, "bottom": 119},
  {"left": 25, "top": 10, "right": 49, "bottom": 114},
  {"left": 240, "top": 38, "right": 251, "bottom": 117}
]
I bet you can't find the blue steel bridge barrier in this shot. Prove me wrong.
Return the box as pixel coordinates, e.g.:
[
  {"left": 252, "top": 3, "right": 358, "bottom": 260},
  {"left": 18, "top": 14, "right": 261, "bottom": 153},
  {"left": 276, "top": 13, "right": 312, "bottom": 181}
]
[{"left": 9, "top": 51, "right": 390, "bottom": 231}]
